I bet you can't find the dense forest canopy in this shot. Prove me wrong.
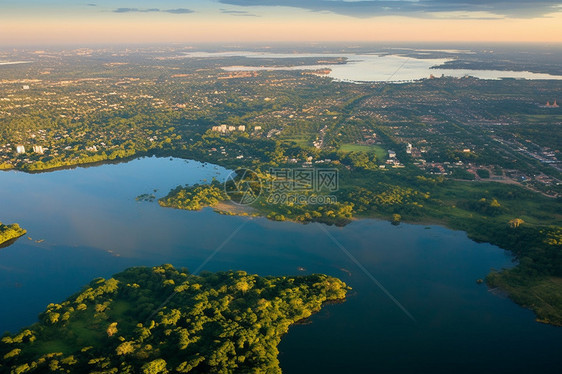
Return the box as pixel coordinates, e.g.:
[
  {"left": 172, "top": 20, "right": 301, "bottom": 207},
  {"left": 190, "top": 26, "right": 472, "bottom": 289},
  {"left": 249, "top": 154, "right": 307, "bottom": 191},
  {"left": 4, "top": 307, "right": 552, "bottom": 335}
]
[{"left": 0, "top": 265, "right": 349, "bottom": 374}]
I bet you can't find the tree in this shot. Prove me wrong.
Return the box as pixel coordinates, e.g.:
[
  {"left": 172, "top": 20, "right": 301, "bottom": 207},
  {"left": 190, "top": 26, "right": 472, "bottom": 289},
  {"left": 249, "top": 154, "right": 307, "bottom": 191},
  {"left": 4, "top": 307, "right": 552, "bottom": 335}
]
[
  {"left": 107, "top": 322, "right": 118, "bottom": 337},
  {"left": 46, "top": 312, "right": 60, "bottom": 325},
  {"left": 508, "top": 218, "right": 525, "bottom": 228},
  {"left": 235, "top": 281, "right": 251, "bottom": 293},
  {"left": 141, "top": 359, "right": 168, "bottom": 374},
  {"left": 116, "top": 341, "right": 135, "bottom": 356}
]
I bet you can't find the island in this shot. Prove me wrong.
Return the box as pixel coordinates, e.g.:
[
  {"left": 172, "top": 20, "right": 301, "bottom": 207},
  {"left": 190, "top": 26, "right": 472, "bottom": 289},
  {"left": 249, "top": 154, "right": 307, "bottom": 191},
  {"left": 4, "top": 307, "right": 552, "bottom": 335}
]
[
  {"left": 0, "top": 222, "right": 26, "bottom": 247},
  {"left": 0, "top": 265, "right": 349, "bottom": 373}
]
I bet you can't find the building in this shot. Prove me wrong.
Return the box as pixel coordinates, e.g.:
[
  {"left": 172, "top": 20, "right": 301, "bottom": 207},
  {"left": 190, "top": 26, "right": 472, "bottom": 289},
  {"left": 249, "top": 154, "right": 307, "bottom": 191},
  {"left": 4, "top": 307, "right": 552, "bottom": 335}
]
[
  {"left": 22, "top": 85, "right": 30, "bottom": 90},
  {"left": 237, "top": 125, "right": 246, "bottom": 132},
  {"left": 388, "top": 150, "right": 396, "bottom": 158},
  {"left": 15, "top": 145, "right": 25, "bottom": 154},
  {"left": 211, "top": 125, "right": 229, "bottom": 133},
  {"left": 33, "top": 145, "right": 44, "bottom": 154},
  {"left": 254, "top": 126, "right": 262, "bottom": 131},
  {"left": 406, "top": 143, "right": 412, "bottom": 154}
]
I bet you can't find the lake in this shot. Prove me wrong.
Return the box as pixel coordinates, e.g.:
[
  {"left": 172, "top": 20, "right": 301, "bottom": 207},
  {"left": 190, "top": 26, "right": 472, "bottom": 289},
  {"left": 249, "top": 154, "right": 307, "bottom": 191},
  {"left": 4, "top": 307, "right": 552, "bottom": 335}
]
[
  {"left": 1, "top": 157, "right": 561, "bottom": 373},
  {"left": 183, "top": 51, "right": 562, "bottom": 82},
  {"left": 0, "top": 61, "right": 32, "bottom": 66}
]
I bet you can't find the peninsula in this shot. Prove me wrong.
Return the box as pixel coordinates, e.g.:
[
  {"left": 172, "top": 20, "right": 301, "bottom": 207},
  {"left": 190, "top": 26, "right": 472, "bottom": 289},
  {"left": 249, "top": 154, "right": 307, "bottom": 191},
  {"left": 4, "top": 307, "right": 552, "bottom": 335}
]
[{"left": 0, "top": 265, "right": 349, "bottom": 373}]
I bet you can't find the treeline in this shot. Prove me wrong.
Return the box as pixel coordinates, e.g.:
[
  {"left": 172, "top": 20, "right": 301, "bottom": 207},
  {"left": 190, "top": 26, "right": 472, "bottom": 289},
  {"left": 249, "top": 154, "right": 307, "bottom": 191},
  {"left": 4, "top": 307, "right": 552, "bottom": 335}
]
[
  {"left": 474, "top": 221, "right": 562, "bottom": 325},
  {"left": 0, "top": 265, "right": 349, "bottom": 374}
]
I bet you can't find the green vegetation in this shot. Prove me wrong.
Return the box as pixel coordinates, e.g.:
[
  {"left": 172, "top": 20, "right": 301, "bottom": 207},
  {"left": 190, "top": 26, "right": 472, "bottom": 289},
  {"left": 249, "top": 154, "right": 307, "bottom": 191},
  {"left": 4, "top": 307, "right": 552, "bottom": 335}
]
[
  {"left": 159, "top": 170, "right": 354, "bottom": 225},
  {"left": 450, "top": 168, "right": 476, "bottom": 180},
  {"left": 339, "top": 144, "right": 387, "bottom": 160},
  {"left": 476, "top": 169, "right": 490, "bottom": 179},
  {"left": 0, "top": 222, "right": 26, "bottom": 247},
  {"left": 487, "top": 274, "right": 562, "bottom": 326},
  {"left": 136, "top": 194, "right": 156, "bottom": 203},
  {"left": 486, "top": 225, "right": 562, "bottom": 325},
  {"left": 159, "top": 183, "right": 227, "bottom": 211},
  {"left": 0, "top": 265, "right": 349, "bottom": 373}
]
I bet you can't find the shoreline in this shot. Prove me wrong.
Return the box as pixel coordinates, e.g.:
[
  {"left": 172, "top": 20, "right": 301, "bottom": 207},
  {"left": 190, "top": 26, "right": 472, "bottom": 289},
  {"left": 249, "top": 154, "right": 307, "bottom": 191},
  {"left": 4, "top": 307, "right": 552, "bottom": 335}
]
[
  {"left": 3, "top": 154, "right": 561, "bottom": 327},
  {"left": 0, "top": 236, "right": 22, "bottom": 249}
]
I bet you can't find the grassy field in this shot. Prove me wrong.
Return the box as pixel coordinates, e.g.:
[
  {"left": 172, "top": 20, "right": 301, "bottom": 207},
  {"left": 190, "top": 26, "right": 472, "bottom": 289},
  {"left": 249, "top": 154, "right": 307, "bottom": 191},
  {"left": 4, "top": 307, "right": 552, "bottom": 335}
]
[
  {"left": 339, "top": 143, "right": 387, "bottom": 160},
  {"left": 281, "top": 135, "right": 312, "bottom": 148}
]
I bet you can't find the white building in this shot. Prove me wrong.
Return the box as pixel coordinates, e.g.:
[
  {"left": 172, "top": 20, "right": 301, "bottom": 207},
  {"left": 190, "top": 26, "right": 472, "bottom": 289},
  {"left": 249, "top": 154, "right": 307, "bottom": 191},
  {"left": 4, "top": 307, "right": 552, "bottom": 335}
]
[
  {"left": 237, "top": 125, "right": 246, "bottom": 132},
  {"left": 16, "top": 145, "right": 25, "bottom": 154},
  {"left": 33, "top": 145, "right": 44, "bottom": 154},
  {"left": 211, "top": 125, "right": 230, "bottom": 133},
  {"left": 406, "top": 143, "right": 412, "bottom": 154},
  {"left": 388, "top": 150, "right": 396, "bottom": 158}
]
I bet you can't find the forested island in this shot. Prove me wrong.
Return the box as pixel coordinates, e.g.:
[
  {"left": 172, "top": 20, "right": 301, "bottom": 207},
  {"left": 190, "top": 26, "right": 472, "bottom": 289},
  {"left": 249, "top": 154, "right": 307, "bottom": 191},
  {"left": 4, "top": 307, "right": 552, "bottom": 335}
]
[
  {"left": 0, "top": 265, "right": 349, "bottom": 373},
  {"left": 0, "top": 222, "right": 26, "bottom": 247}
]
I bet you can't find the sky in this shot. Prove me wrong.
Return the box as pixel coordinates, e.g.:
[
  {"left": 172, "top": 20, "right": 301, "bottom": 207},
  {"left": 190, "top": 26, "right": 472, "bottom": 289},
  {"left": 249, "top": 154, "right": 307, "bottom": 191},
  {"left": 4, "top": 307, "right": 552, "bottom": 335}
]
[{"left": 1, "top": 1, "right": 562, "bottom": 45}]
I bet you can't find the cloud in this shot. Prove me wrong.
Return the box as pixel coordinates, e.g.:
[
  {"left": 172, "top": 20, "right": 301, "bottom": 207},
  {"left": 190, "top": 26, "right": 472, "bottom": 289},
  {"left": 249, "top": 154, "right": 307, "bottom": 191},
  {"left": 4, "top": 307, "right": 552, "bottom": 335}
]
[
  {"left": 220, "top": 8, "right": 261, "bottom": 16},
  {"left": 217, "top": 0, "right": 562, "bottom": 19},
  {"left": 113, "top": 8, "right": 158, "bottom": 13},
  {"left": 165, "top": 8, "right": 195, "bottom": 14},
  {"left": 113, "top": 8, "right": 194, "bottom": 14}
]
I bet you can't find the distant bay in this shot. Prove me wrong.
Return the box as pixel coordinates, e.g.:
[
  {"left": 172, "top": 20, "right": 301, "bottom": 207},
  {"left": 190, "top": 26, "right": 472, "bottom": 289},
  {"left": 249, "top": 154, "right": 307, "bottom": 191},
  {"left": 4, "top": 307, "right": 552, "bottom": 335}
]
[{"left": 183, "top": 51, "right": 562, "bottom": 83}]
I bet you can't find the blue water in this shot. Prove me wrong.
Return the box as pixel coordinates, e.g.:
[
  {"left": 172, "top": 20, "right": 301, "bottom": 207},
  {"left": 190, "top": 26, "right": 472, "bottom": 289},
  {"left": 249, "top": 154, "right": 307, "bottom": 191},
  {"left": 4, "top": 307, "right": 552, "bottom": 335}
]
[{"left": 1, "top": 157, "right": 561, "bottom": 373}]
